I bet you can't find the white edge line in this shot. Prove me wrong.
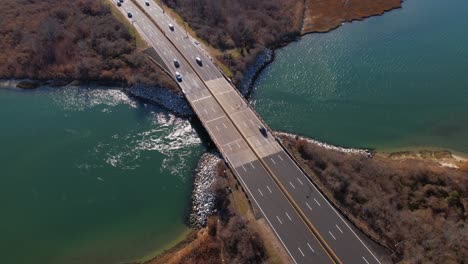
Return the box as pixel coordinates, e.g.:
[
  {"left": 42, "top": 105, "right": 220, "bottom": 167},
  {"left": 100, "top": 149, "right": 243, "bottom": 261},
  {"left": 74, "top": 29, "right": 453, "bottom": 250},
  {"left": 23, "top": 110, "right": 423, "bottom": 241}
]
[{"left": 230, "top": 165, "right": 298, "bottom": 264}]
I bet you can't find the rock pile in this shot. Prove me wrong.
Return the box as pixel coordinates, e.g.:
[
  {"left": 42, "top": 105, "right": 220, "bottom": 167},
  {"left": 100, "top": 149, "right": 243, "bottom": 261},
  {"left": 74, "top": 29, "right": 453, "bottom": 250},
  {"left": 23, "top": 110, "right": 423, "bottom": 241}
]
[
  {"left": 189, "top": 152, "right": 222, "bottom": 227},
  {"left": 125, "top": 85, "right": 194, "bottom": 117}
]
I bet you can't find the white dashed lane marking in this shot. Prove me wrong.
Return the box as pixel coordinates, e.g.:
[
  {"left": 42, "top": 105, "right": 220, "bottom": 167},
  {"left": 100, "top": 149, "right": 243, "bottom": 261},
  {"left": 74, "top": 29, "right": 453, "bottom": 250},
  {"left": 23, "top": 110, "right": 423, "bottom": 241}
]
[
  {"left": 363, "top": 256, "right": 370, "bottom": 264},
  {"left": 314, "top": 198, "right": 321, "bottom": 206},
  {"left": 289, "top": 181, "right": 296, "bottom": 189},
  {"left": 307, "top": 243, "right": 315, "bottom": 253},
  {"left": 258, "top": 189, "right": 264, "bottom": 197},
  {"left": 298, "top": 247, "right": 305, "bottom": 257},
  {"left": 297, "top": 178, "right": 304, "bottom": 185},
  {"left": 285, "top": 212, "right": 292, "bottom": 221},
  {"left": 276, "top": 216, "right": 283, "bottom": 225},
  {"left": 267, "top": 186, "right": 272, "bottom": 193},
  {"left": 336, "top": 224, "right": 344, "bottom": 234}
]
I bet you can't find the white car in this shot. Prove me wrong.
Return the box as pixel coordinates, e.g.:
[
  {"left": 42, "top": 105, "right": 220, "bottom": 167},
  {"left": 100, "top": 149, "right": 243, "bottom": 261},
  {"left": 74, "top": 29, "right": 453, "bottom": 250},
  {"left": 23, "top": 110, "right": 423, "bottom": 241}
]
[
  {"left": 168, "top": 24, "right": 174, "bottom": 31},
  {"left": 175, "top": 72, "right": 182, "bottom": 82}
]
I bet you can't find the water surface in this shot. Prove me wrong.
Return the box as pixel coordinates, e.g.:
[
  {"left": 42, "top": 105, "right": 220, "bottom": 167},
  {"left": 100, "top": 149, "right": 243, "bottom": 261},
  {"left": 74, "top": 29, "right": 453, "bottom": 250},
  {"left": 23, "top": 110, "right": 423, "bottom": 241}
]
[
  {"left": 253, "top": 0, "right": 468, "bottom": 154},
  {"left": 0, "top": 86, "right": 204, "bottom": 264}
]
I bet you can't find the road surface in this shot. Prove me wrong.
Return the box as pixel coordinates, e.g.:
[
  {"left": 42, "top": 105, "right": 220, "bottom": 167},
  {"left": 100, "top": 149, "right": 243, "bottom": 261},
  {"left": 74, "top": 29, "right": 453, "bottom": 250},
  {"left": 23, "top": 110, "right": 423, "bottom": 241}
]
[{"left": 114, "top": 1, "right": 385, "bottom": 263}]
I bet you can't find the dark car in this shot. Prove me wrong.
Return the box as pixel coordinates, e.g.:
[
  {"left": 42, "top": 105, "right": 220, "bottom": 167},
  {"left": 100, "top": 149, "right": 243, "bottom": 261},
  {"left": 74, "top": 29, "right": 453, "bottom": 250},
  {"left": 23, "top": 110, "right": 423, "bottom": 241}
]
[
  {"left": 127, "top": 12, "right": 132, "bottom": 18},
  {"left": 116, "top": 1, "right": 121, "bottom": 7},
  {"left": 173, "top": 59, "right": 180, "bottom": 68},
  {"left": 258, "top": 126, "right": 267, "bottom": 137}
]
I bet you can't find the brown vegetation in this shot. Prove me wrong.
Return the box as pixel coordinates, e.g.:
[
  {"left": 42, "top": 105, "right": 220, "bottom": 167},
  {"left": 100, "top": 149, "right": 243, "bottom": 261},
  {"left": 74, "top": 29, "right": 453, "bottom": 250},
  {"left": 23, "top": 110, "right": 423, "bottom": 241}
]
[
  {"left": 303, "top": 0, "right": 402, "bottom": 33},
  {"left": 280, "top": 135, "right": 468, "bottom": 263},
  {"left": 0, "top": 0, "right": 176, "bottom": 89},
  {"left": 161, "top": 0, "right": 304, "bottom": 83}
]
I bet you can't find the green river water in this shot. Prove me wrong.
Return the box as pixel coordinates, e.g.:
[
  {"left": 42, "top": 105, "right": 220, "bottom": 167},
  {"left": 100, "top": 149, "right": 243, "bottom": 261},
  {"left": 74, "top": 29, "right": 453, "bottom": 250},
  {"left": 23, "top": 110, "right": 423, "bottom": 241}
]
[
  {"left": 253, "top": 0, "right": 468, "bottom": 154},
  {"left": 0, "top": 86, "right": 204, "bottom": 264}
]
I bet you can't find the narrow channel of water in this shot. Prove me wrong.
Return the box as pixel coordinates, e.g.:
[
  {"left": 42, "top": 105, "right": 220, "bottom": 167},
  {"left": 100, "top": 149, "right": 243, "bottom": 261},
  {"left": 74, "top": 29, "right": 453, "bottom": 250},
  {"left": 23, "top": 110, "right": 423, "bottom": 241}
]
[
  {"left": 0, "top": 86, "right": 204, "bottom": 264},
  {"left": 253, "top": 0, "right": 468, "bottom": 154}
]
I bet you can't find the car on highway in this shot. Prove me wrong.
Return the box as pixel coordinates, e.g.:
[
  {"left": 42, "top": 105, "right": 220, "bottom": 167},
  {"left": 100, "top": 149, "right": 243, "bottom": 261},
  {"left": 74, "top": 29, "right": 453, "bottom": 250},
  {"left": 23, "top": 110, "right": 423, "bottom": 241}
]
[
  {"left": 195, "top": 57, "right": 203, "bottom": 66},
  {"left": 127, "top": 12, "right": 132, "bottom": 18},
  {"left": 173, "top": 59, "right": 180, "bottom": 68},
  {"left": 116, "top": 1, "right": 121, "bottom": 6},
  {"left": 259, "top": 126, "right": 267, "bottom": 137},
  {"left": 145, "top": 0, "right": 150, "bottom": 6},
  {"left": 118, "top": 0, "right": 124, "bottom": 2},
  {"left": 168, "top": 24, "right": 174, "bottom": 31},
  {"left": 175, "top": 72, "right": 182, "bottom": 82}
]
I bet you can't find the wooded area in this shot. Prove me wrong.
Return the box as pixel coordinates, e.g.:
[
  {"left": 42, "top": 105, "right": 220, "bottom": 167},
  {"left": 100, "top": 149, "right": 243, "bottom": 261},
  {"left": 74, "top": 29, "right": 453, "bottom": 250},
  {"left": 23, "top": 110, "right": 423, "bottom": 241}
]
[
  {"left": 0, "top": 0, "right": 175, "bottom": 89},
  {"left": 162, "top": 0, "right": 304, "bottom": 83},
  {"left": 282, "top": 135, "right": 467, "bottom": 263}
]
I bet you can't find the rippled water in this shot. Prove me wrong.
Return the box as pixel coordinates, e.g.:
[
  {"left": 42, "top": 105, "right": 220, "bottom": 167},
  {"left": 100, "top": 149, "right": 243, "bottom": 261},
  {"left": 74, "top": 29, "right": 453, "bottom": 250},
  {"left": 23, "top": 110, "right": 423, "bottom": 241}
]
[
  {"left": 0, "top": 86, "right": 204, "bottom": 264},
  {"left": 253, "top": 0, "right": 468, "bottom": 154}
]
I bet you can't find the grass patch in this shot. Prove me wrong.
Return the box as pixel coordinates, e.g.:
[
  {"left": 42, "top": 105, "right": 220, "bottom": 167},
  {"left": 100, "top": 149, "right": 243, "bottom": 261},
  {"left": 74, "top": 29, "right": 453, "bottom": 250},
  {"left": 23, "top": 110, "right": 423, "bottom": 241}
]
[{"left": 104, "top": 0, "right": 147, "bottom": 48}]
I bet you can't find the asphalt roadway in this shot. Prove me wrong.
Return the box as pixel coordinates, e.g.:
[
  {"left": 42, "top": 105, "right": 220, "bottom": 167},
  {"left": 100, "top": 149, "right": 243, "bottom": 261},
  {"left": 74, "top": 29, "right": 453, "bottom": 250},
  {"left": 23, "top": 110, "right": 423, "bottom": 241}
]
[{"left": 115, "top": 1, "right": 385, "bottom": 263}]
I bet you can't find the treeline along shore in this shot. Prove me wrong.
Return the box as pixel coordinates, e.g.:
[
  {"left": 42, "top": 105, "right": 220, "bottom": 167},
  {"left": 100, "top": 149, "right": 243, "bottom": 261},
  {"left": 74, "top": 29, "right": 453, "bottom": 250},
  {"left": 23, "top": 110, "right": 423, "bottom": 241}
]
[{"left": 0, "top": 0, "right": 176, "bottom": 90}]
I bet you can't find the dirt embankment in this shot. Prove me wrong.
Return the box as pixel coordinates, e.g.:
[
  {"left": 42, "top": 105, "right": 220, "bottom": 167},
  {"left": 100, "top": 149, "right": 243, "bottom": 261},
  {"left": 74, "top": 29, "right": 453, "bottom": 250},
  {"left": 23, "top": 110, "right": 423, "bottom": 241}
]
[
  {"left": 0, "top": 0, "right": 177, "bottom": 90},
  {"left": 279, "top": 133, "right": 468, "bottom": 263},
  {"left": 302, "top": 0, "right": 402, "bottom": 33}
]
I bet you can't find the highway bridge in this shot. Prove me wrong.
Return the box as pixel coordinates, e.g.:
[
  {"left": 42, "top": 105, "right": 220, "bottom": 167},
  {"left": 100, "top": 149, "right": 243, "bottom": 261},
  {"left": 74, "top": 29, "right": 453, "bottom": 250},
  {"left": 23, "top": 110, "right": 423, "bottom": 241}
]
[{"left": 113, "top": 1, "right": 384, "bottom": 263}]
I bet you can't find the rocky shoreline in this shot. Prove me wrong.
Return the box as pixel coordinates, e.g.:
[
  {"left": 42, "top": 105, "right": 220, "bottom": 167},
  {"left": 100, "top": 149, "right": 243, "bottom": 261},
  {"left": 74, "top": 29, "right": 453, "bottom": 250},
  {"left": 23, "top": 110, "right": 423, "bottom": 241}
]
[
  {"left": 276, "top": 131, "right": 374, "bottom": 157},
  {"left": 188, "top": 152, "right": 221, "bottom": 228},
  {"left": 239, "top": 49, "right": 274, "bottom": 98},
  {"left": 0, "top": 79, "right": 194, "bottom": 117}
]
